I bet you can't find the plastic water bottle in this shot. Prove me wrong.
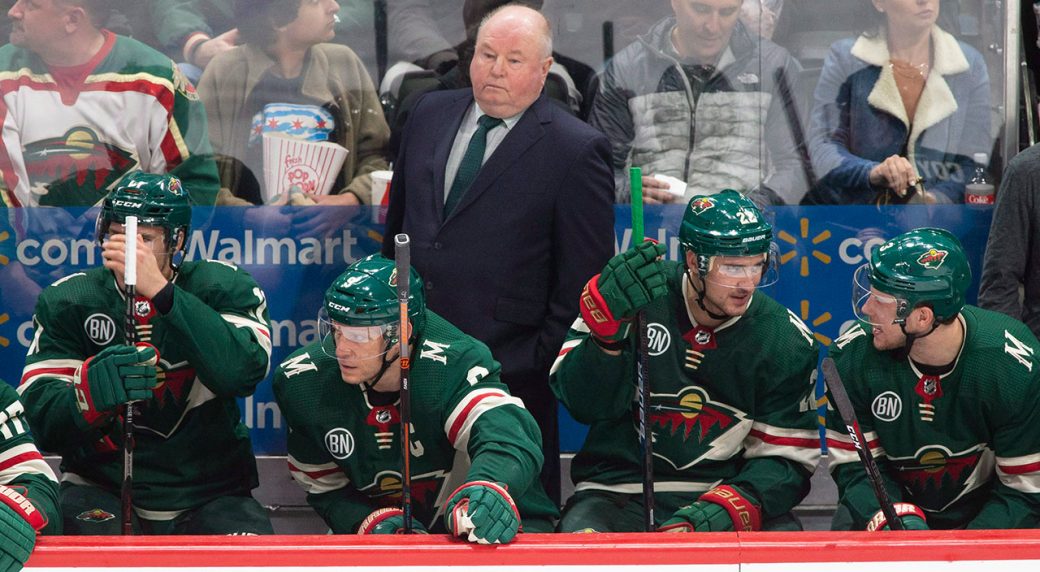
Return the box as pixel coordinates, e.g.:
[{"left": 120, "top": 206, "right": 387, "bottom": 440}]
[{"left": 965, "top": 152, "right": 995, "bottom": 205}]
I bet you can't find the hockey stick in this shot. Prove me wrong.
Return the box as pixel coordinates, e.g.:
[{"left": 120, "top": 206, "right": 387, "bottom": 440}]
[
  {"left": 630, "top": 167, "right": 655, "bottom": 532},
  {"left": 820, "top": 357, "right": 903, "bottom": 530},
  {"left": 394, "top": 234, "right": 414, "bottom": 534},
  {"left": 121, "top": 215, "right": 138, "bottom": 536}
]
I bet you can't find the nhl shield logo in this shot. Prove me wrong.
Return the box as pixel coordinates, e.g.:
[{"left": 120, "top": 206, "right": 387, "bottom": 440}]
[
  {"left": 923, "top": 378, "right": 938, "bottom": 396},
  {"left": 375, "top": 409, "right": 392, "bottom": 424},
  {"left": 694, "top": 330, "right": 711, "bottom": 346},
  {"left": 134, "top": 299, "right": 152, "bottom": 318},
  {"left": 689, "top": 197, "right": 715, "bottom": 215},
  {"left": 917, "top": 249, "right": 948, "bottom": 270}
]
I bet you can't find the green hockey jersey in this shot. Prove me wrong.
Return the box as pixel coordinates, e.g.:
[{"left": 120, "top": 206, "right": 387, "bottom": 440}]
[
  {"left": 0, "top": 382, "right": 60, "bottom": 534},
  {"left": 20, "top": 261, "right": 271, "bottom": 517},
  {"left": 273, "top": 311, "right": 559, "bottom": 533},
  {"left": 551, "top": 262, "right": 820, "bottom": 520},
  {"left": 827, "top": 306, "right": 1040, "bottom": 529}
]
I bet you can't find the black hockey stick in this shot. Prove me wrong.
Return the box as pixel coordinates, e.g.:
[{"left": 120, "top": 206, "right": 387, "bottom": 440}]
[
  {"left": 394, "top": 234, "right": 414, "bottom": 534},
  {"left": 630, "top": 167, "right": 654, "bottom": 532},
  {"left": 821, "top": 357, "right": 903, "bottom": 530},
  {"left": 121, "top": 215, "right": 138, "bottom": 536}
]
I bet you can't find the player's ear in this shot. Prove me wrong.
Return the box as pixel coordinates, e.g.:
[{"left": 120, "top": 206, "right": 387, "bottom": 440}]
[{"left": 910, "top": 305, "right": 935, "bottom": 332}]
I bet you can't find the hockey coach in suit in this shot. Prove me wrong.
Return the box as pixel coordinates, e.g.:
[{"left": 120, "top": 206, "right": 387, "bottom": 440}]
[{"left": 383, "top": 4, "right": 614, "bottom": 503}]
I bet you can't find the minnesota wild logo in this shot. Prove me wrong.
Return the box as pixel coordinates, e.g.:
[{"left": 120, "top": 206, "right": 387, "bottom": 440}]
[
  {"left": 689, "top": 197, "right": 715, "bottom": 215},
  {"left": 362, "top": 470, "right": 446, "bottom": 512},
  {"left": 388, "top": 267, "right": 398, "bottom": 287},
  {"left": 889, "top": 445, "right": 986, "bottom": 511},
  {"left": 23, "top": 127, "right": 137, "bottom": 206},
  {"left": 647, "top": 387, "right": 748, "bottom": 471},
  {"left": 917, "top": 249, "right": 948, "bottom": 270}
]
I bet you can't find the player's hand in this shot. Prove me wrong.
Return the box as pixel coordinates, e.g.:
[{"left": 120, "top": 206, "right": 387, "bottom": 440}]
[
  {"left": 357, "top": 507, "right": 428, "bottom": 534},
  {"left": 868, "top": 155, "right": 917, "bottom": 196},
  {"left": 101, "top": 232, "right": 170, "bottom": 299},
  {"left": 444, "top": 481, "right": 521, "bottom": 545},
  {"left": 640, "top": 175, "right": 678, "bottom": 204},
  {"left": 659, "top": 485, "right": 761, "bottom": 532},
  {"left": 866, "top": 503, "right": 929, "bottom": 531},
  {"left": 580, "top": 240, "right": 668, "bottom": 345},
  {"left": 74, "top": 344, "right": 159, "bottom": 425},
  {"left": 0, "top": 484, "right": 46, "bottom": 572}
]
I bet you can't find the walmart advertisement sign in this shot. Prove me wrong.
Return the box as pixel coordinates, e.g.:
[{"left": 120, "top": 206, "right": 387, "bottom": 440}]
[{"left": 0, "top": 205, "right": 994, "bottom": 453}]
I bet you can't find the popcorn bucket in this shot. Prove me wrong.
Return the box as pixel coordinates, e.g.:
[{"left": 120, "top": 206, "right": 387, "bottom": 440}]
[
  {"left": 370, "top": 170, "right": 392, "bottom": 223},
  {"left": 262, "top": 134, "right": 349, "bottom": 204}
]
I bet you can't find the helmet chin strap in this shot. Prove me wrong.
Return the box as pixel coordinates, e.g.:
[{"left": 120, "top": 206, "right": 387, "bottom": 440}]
[
  {"left": 894, "top": 318, "right": 940, "bottom": 360},
  {"left": 363, "top": 340, "right": 399, "bottom": 391},
  {"left": 685, "top": 267, "right": 732, "bottom": 322}
]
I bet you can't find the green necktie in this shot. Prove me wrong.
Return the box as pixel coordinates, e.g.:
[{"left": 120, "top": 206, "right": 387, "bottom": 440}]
[{"left": 444, "top": 114, "right": 504, "bottom": 217}]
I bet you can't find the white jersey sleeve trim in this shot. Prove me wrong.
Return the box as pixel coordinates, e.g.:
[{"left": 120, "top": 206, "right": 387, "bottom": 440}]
[
  {"left": 824, "top": 428, "right": 886, "bottom": 471},
  {"left": 444, "top": 389, "right": 525, "bottom": 451},
  {"left": 0, "top": 443, "right": 58, "bottom": 484},
  {"left": 744, "top": 422, "right": 822, "bottom": 472},
  {"left": 996, "top": 452, "right": 1040, "bottom": 493},
  {"left": 550, "top": 338, "right": 583, "bottom": 376},
  {"left": 19, "top": 359, "right": 81, "bottom": 394},
  {"left": 287, "top": 454, "right": 349, "bottom": 495}
]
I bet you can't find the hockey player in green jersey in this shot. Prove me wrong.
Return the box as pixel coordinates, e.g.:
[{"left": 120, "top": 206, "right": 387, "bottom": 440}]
[
  {"left": 19, "top": 172, "right": 274, "bottom": 535},
  {"left": 552, "top": 190, "right": 821, "bottom": 532},
  {"left": 827, "top": 228, "right": 1040, "bottom": 530},
  {"left": 273, "top": 255, "right": 558, "bottom": 544},
  {"left": 0, "top": 381, "right": 60, "bottom": 571}
]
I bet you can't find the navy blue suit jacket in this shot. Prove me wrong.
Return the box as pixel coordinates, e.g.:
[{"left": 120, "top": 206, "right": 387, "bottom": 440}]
[{"left": 382, "top": 89, "right": 614, "bottom": 419}]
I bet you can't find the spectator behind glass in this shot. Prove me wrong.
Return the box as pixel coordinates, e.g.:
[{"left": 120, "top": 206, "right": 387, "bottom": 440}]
[
  {"left": 0, "top": 0, "right": 219, "bottom": 207},
  {"left": 739, "top": 0, "right": 782, "bottom": 39},
  {"left": 804, "top": 0, "right": 992, "bottom": 205},
  {"left": 587, "top": 0, "right": 808, "bottom": 205},
  {"left": 978, "top": 142, "right": 1040, "bottom": 340},
  {"left": 388, "top": 0, "right": 466, "bottom": 72},
  {"left": 197, "top": 0, "right": 389, "bottom": 205},
  {"left": 149, "top": 0, "right": 239, "bottom": 84},
  {"left": 148, "top": 0, "right": 378, "bottom": 87}
]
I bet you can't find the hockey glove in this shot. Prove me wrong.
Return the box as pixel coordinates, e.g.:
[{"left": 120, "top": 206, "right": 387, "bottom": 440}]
[
  {"left": 0, "top": 484, "right": 47, "bottom": 572},
  {"left": 580, "top": 240, "right": 668, "bottom": 345},
  {"left": 659, "top": 485, "right": 762, "bottom": 533},
  {"left": 866, "top": 503, "right": 929, "bottom": 531},
  {"left": 444, "top": 481, "right": 521, "bottom": 544},
  {"left": 73, "top": 344, "right": 159, "bottom": 425},
  {"left": 357, "top": 507, "right": 428, "bottom": 535}
]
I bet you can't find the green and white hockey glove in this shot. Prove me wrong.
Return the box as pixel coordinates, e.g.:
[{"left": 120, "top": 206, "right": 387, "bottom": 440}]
[
  {"left": 73, "top": 344, "right": 159, "bottom": 425},
  {"left": 356, "top": 507, "right": 428, "bottom": 535},
  {"left": 0, "top": 484, "right": 46, "bottom": 572},
  {"left": 580, "top": 240, "right": 668, "bottom": 347},
  {"left": 444, "top": 481, "right": 521, "bottom": 544},
  {"left": 659, "top": 485, "right": 762, "bottom": 532},
  {"left": 866, "top": 503, "right": 929, "bottom": 531}
]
